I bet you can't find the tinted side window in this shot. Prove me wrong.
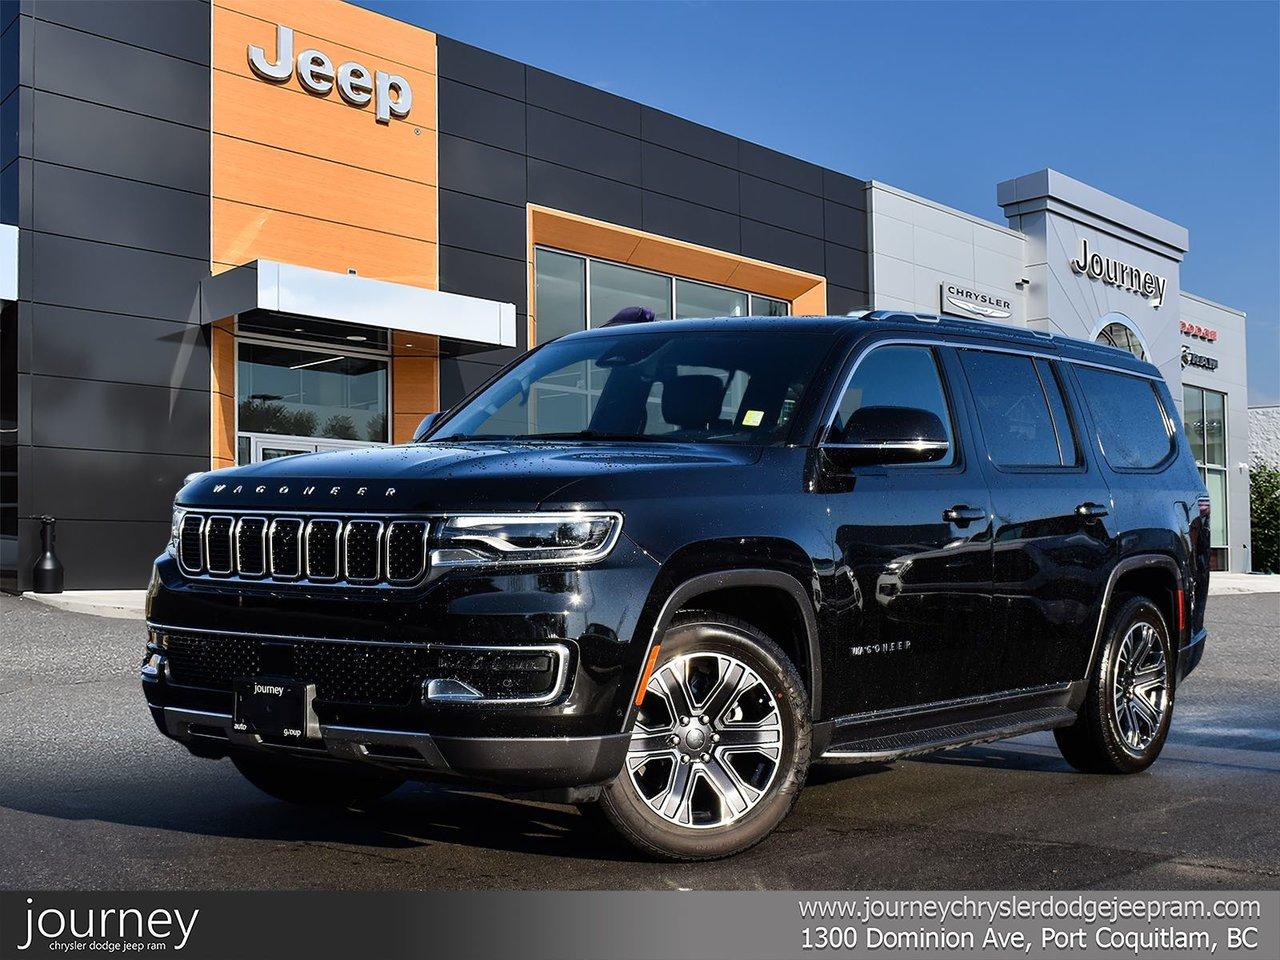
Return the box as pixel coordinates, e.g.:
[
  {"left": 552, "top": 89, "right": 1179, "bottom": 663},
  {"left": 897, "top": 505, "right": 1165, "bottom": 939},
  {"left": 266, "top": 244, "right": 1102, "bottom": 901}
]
[
  {"left": 1073, "top": 367, "right": 1173, "bottom": 469},
  {"left": 1037, "top": 359, "right": 1080, "bottom": 466},
  {"left": 960, "top": 350, "right": 1069, "bottom": 467},
  {"left": 831, "top": 345, "right": 955, "bottom": 465}
]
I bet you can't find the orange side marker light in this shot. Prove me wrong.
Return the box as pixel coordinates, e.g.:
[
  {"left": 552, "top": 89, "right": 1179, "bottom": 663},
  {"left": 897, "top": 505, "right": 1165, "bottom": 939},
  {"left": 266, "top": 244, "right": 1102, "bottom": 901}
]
[{"left": 635, "top": 644, "right": 662, "bottom": 707}]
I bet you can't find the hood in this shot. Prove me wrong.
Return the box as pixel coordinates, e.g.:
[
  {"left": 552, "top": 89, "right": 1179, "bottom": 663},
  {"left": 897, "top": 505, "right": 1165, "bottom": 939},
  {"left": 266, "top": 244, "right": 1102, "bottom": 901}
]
[{"left": 179, "top": 441, "right": 762, "bottom": 512}]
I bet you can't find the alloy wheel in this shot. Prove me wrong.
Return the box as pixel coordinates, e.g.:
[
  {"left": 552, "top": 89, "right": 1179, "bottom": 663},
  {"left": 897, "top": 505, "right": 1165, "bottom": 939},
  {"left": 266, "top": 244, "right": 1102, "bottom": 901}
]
[
  {"left": 627, "top": 652, "right": 784, "bottom": 829},
  {"left": 1111, "top": 620, "right": 1169, "bottom": 755}
]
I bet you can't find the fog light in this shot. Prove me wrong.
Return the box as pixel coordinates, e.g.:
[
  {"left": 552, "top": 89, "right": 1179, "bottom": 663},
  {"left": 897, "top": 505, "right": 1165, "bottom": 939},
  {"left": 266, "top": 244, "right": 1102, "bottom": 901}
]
[
  {"left": 141, "top": 651, "right": 167, "bottom": 680},
  {"left": 419, "top": 644, "right": 569, "bottom": 705}
]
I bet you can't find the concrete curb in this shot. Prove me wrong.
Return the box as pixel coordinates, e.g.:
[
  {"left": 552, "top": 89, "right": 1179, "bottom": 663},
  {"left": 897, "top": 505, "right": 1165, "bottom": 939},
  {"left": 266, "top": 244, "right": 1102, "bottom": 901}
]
[{"left": 23, "top": 590, "right": 146, "bottom": 620}]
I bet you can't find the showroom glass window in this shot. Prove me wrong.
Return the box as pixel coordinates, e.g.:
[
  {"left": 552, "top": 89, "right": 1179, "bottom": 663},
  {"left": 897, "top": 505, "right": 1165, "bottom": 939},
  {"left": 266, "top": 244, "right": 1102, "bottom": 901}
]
[
  {"left": 533, "top": 248, "right": 789, "bottom": 345},
  {"left": 1094, "top": 315, "right": 1146, "bottom": 361},
  {"left": 235, "top": 314, "right": 390, "bottom": 465},
  {"left": 1183, "top": 384, "right": 1229, "bottom": 570}
]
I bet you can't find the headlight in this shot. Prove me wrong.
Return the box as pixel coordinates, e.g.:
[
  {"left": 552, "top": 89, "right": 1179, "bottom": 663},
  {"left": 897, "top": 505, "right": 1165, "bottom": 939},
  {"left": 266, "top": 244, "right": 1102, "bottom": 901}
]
[
  {"left": 167, "top": 506, "right": 185, "bottom": 556},
  {"left": 430, "top": 512, "right": 623, "bottom": 568}
]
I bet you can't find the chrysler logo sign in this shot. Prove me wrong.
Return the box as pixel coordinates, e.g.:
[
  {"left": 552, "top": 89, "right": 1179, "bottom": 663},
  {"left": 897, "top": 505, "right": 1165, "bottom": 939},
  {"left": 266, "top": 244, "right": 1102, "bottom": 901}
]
[
  {"left": 1070, "top": 238, "right": 1167, "bottom": 308},
  {"left": 248, "top": 24, "right": 412, "bottom": 124},
  {"left": 940, "top": 283, "right": 1013, "bottom": 321}
]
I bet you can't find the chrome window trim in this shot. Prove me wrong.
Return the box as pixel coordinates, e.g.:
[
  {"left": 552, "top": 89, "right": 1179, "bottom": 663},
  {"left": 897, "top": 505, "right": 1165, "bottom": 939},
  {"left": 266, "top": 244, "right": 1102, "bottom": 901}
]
[
  {"left": 233, "top": 516, "right": 268, "bottom": 578},
  {"left": 203, "top": 515, "right": 235, "bottom": 576},
  {"left": 177, "top": 514, "right": 205, "bottom": 575},
  {"left": 342, "top": 519, "right": 384, "bottom": 584},
  {"left": 421, "top": 642, "right": 573, "bottom": 706},
  {"left": 384, "top": 519, "right": 429, "bottom": 584},
  {"left": 821, "top": 336, "right": 1165, "bottom": 445},
  {"left": 267, "top": 517, "right": 304, "bottom": 581},
  {"left": 304, "top": 518, "right": 342, "bottom": 582}
]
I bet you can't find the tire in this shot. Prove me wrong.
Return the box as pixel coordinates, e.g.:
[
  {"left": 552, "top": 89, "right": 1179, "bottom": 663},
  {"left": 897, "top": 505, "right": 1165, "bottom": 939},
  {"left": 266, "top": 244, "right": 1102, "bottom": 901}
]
[
  {"left": 232, "top": 753, "right": 404, "bottom": 807},
  {"left": 598, "top": 611, "right": 811, "bottom": 861},
  {"left": 1055, "top": 594, "right": 1175, "bottom": 774}
]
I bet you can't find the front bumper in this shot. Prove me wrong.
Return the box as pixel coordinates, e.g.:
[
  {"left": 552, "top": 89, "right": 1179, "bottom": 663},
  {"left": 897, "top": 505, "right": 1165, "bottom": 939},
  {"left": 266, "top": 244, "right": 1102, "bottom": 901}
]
[{"left": 151, "top": 704, "right": 631, "bottom": 788}]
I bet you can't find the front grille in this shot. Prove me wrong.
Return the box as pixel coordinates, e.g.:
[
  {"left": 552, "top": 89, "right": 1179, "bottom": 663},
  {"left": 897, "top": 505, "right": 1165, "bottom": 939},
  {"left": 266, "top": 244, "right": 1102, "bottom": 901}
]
[
  {"left": 156, "top": 630, "right": 569, "bottom": 706},
  {"left": 176, "top": 511, "right": 429, "bottom": 587}
]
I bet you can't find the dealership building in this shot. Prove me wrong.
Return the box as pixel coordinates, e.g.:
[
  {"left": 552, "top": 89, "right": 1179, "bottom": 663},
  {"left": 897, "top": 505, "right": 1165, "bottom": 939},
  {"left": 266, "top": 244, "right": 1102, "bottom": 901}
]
[{"left": 0, "top": 0, "right": 1251, "bottom": 590}]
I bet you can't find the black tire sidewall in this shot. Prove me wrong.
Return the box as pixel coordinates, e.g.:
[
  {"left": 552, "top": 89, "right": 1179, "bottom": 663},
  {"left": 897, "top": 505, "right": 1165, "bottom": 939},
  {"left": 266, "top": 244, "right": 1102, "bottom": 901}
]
[{"left": 600, "top": 613, "right": 811, "bottom": 860}]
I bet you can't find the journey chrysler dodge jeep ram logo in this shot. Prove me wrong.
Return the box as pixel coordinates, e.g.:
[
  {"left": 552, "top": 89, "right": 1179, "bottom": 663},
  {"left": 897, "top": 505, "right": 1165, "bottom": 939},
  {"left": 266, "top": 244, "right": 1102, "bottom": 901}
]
[
  {"left": 248, "top": 24, "right": 412, "bottom": 124},
  {"left": 939, "top": 283, "right": 1013, "bottom": 320},
  {"left": 1070, "top": 238, "right": 1167, "bottom": 308}
]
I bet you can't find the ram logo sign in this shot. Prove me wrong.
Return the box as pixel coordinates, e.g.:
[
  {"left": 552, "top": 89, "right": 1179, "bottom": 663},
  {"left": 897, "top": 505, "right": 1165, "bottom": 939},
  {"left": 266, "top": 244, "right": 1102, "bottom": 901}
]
[{"left": 248, "top": 24, "right": 412, "bottom": 124}]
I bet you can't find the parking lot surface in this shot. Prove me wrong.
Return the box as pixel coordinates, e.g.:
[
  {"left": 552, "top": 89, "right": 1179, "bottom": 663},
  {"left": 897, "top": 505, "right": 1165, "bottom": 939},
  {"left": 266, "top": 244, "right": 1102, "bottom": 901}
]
[{"left": 1, "top": 593, "right": 1276, "bottom": 890}]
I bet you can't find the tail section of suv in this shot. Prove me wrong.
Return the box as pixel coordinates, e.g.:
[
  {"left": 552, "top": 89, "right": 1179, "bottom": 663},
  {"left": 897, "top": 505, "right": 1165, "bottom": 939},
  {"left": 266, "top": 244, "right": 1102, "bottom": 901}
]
[{"left": 143, "top": 311, "right": 1210, "bottom": 859}]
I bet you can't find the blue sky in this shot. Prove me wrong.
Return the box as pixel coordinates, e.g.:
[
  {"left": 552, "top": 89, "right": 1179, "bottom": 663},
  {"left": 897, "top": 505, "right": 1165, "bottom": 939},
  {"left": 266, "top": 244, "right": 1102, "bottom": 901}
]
[{"left": 359, "top": 0, "right": 1279, "bottom": 405}]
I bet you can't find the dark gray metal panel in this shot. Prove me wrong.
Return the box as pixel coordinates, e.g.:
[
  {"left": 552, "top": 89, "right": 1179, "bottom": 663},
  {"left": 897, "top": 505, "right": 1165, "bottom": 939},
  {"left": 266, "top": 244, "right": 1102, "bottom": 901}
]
[
  {"left": 31, "top": 0, "right": 209, "bottom": 64},
  {"left": 32, "top": 162, "right": 208, "bottom": 259},
  {"left": 438, "top": 245, "right": 526, "bottom": 314},
  {"left": 437, "top": 77, "right": 525, "bottom": 154},
  {"left": 1, "top": 1, "right": 17, "bottom": 33},
  {"left": 526, "top": 67, "right": 640, "bottom": 136},
  {"left": 32, "top": 446, "right": 208, "bottom": 522},
  {"left": 641, "top": 142, "right": 738, "bottom": 214},
  {"left": 438, "top": 189, "right": 525, "bottom": 262},
  {"left": 28, "top": 304, "right": 209, "bottom": 391},
  {"left": 824, "top": 199, "right": 867, "bottom": 251},
  {"left": 740, "top": 174, "right": 823, "bottom": 239},
  {"left": 28, "top": 19, "right": 208, "bottom": 126},
  {"left": 438, "top": 133, "right": 525, "bottom": 206},
  {"left": 827, "top": 283, "right": 870, "bottom": 315},
  {"left": 30, "top": 233, "right": 205, "bottom": 323},
  {"left": 640, "top": 106, "right": 737, "bottom": 168},
  {"left": 738, "top": 140, "right": 822, "bottom": 195},
  {"left": 527, "top": 105, "right": 641, "bottom": 185},
  {"left": 641, "top": 192, "right": 739, "bottom": 255},
  {"left": 740, "top": 219, "right": 823, "bottom": 275},
  {"left": 31, "top": 90, "right": 208, "bottom": 193},
  {"left": 436, "top": 36, "right": 524, "bottom": 101},
  {"left": 39, "top": 518, "right": 172, "bottom": 589},
  {"left": 824, "top": 242, "right": 868, "bottom": 291},
  {"left": 1, "top": 15, "right": 17, "bottom": 102},
  {"left": 528, "top": 158, "right": 641, "bottom": 229},
  {"left": 823, "top": 169, "right": 865, "bottom": 208},
  {"left": 30, "top": 374, "right": 209, "bottom": 456}
]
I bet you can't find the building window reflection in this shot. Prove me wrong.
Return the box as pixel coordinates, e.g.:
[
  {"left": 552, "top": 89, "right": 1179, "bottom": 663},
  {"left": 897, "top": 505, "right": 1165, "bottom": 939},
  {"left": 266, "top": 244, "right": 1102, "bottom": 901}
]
[
  {"left": 1183, "top": 384, "right": 1229, "bottom": 571},
  {"left": 1094, "top": 314, "right": 1147, "bottom": 361}
]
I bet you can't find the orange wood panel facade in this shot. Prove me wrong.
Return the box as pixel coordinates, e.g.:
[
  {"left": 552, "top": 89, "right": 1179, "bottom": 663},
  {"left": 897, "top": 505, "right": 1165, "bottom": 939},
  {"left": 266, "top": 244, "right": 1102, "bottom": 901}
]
[{"left": 210, "top": 0, "right": 440, "bottom": 464}]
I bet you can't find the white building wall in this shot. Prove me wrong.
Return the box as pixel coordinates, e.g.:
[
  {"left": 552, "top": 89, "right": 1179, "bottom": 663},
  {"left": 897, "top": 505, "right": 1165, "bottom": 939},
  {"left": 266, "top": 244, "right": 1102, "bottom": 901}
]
[
  {"left": 1250, "top": 407, "right": 1280, "bottom": 466},
  {"left": 866, "top": 182, "right": 1026, "bottom": 321}
]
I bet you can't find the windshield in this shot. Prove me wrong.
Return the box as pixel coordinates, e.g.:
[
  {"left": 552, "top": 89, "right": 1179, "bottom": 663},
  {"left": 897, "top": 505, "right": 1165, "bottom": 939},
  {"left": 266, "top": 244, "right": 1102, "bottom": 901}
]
[{"left": 431, "top": 329, "right": 830, "bottom": 445}]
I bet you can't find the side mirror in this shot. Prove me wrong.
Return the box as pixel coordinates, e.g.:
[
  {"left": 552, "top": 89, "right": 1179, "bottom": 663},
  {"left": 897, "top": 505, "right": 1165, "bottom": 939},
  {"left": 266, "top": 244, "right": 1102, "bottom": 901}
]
[
  {"left": 412, "top": 411, "right": 445, "bottom": 442},
  {"left": 822, "top": 406, "right": 949, "bottom": 469}
]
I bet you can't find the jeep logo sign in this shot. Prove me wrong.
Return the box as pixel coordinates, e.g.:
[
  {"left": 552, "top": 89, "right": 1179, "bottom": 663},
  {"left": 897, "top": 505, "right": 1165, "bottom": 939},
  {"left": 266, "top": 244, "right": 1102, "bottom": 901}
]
[{"left": 248, "top": 24, "right": 412, "bottom": 124}]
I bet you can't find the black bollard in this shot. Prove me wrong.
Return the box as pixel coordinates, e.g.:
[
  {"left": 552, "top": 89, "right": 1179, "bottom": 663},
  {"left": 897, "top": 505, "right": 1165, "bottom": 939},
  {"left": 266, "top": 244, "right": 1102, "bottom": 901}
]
[{"left": 32, "top": 515, "right": 65, "bottom": 594}]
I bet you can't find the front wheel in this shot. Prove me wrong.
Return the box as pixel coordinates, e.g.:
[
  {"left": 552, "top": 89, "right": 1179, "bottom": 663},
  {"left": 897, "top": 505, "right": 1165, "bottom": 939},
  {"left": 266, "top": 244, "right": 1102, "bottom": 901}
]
[
  {"left": 598, "top": 611, "right": 810, "bottom": 860},
  {"left": 1055, "top": 594, "right": 1175, "bottom": 774}
]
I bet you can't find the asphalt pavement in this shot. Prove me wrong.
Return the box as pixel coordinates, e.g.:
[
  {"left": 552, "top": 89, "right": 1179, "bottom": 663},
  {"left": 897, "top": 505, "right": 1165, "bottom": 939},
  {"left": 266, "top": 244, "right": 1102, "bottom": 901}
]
[{"left": 1, "top": 592, "right": 1276, "bottom": 890}]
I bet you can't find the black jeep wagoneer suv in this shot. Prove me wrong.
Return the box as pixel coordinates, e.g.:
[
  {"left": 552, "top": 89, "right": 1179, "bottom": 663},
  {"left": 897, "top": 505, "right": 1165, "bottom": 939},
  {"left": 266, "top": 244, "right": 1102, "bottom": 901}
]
[{"left": 145, "top": 311, "right": 1211, "bottom": 859}]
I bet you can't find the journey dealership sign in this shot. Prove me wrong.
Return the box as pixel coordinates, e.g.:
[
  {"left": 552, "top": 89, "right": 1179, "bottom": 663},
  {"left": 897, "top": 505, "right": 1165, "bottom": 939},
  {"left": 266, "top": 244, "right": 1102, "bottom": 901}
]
[
  {"left": 1070, "top": 238, "right": 1167, "bottom": 308},
  {"left": 248, "top": 24, "right": 412, "bottom": 124}
]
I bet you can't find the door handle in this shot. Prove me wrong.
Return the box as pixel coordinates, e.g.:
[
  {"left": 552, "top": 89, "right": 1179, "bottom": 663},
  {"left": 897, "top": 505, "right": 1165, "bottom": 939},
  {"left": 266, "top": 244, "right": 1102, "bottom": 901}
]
[
  {"left": 1076, "top": 501, "right": 1109, "bottom": 518},
  {"left": 943, "top": 505, "right": 986, "bottom": 525}
]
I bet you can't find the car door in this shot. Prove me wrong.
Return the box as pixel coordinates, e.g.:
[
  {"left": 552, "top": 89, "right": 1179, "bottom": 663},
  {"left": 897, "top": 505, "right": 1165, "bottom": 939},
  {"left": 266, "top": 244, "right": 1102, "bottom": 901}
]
[
  {"left": 952, "top": 348, "right": 1116, "bottom": 689},
  {"left": 824, "top": 340, "right": 998, "bottom": 715}
]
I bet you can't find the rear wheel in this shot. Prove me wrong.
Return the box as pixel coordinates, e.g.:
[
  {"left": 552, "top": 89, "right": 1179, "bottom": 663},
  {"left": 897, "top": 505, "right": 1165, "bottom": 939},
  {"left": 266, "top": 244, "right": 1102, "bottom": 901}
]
[
  {"left": 232, "top": 753, "right": 404, "bottom": 807},
  {"left": 598, "top": 611, "right": 810, "bottom": 860},
  {"left": 1055, "top": 594, "right": 1174, "bottom": 773}
]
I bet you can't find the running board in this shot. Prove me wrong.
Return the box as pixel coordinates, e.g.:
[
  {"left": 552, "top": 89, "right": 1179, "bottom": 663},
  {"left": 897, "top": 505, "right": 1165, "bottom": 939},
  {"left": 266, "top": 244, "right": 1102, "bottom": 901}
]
[{"left": 820, "top": 706, "right": 1077, "bottom": 763}]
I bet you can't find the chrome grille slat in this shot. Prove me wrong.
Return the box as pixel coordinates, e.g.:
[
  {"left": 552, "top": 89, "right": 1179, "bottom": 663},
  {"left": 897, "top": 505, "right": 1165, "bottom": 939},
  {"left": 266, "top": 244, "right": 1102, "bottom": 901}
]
[
  {"left": 235, "top": 517, "right": 267, "bottom": 577},
  {"left": 268, "top": 518, "right": 303, "bottom": 579},
  {"left": 386, "top": 520, "right": 429, "bottom": 583},
  {"left": 177, "top": 510, "right": 429, "bottom": 587}
]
